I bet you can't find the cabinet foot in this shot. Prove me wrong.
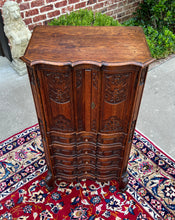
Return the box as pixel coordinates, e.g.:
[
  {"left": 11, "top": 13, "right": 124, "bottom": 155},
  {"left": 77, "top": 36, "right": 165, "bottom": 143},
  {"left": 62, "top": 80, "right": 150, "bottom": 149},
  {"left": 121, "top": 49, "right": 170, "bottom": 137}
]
[
  {"left": 45, "top": 169, "right": 55, "bottom": 191},
  {"left": 119, "top": 171, "right": 128, "bottom": 192}
]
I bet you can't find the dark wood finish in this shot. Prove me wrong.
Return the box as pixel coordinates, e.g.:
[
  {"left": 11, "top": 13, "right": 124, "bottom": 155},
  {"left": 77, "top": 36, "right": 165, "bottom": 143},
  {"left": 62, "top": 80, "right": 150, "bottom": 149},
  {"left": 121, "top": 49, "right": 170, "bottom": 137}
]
[{"left": 21, "top": 26, "right": 154, "bottom": 191}]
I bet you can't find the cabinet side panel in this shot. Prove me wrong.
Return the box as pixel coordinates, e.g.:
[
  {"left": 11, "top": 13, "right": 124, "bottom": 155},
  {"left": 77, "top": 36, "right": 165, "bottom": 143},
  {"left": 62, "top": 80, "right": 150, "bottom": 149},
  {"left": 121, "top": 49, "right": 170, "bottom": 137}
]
[{"left": 26, "top": 66, "right": 54, "bottom": 181}]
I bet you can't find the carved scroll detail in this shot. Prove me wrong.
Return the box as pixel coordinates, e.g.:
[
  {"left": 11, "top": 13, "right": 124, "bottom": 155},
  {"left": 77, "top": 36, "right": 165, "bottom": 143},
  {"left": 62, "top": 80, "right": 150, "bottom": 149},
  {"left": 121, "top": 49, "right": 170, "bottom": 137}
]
[
  {"left": 46, "top": 72, "right": 71, "bottom": 104},
  {"left": 101, "top": 116, "right": 124, "bottom": 132},
  {"left": 104, "top": 73, "right": 130, "bottom": 104}
]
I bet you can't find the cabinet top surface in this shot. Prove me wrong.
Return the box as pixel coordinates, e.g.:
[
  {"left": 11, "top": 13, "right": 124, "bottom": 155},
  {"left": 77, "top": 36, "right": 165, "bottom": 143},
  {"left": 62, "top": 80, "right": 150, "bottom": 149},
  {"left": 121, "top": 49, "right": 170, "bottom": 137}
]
[{"left": 22, "top": 26, "right": 154, "bottom": 67}]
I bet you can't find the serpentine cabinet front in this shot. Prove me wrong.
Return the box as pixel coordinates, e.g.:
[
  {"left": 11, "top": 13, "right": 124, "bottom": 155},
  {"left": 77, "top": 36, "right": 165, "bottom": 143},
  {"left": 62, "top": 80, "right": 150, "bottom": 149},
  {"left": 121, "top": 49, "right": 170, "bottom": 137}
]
[{"left": 27, "top": 63, "right": 148, "bottom": 191}]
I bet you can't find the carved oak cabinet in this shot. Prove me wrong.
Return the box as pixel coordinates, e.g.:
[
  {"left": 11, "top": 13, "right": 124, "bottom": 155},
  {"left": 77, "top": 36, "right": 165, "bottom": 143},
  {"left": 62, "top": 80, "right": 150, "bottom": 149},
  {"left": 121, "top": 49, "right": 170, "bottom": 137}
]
[{"left": 22, "top": 26, "right": 154, "bottom": 191}]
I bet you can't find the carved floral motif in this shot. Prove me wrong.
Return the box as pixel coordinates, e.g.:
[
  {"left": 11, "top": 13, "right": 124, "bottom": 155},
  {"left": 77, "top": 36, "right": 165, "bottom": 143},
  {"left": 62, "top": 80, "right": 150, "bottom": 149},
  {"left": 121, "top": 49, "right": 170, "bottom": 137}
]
[
  {"left": 46, "top": 72, "right": 71, "bottom": 104},
  {"left": 101, "top": 116, "right": 124, "bottom": 132},
  {"left": 52, "top": 115, "right": 73, "bottom": 132},
  {"left": 104, "top": 73, "right": 130, "bottom": 104}
]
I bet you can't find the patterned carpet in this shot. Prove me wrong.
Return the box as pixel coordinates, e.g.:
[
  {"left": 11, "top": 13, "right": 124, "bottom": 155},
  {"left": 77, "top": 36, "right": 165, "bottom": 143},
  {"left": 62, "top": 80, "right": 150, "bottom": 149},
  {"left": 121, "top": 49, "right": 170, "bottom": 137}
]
[{"left": 0, "top": 124, "right": 174, "bottom": 219}]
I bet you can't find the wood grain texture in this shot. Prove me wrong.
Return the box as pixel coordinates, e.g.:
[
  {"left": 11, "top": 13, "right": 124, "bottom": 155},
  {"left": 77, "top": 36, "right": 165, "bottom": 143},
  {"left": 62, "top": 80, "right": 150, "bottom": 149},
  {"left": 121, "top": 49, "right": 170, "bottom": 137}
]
[
  {"left": 22, "top": 26, "right": 154, "bottom": 191},
  {"left": 21, "top": 26, "right": 154, "bottom": 67}
]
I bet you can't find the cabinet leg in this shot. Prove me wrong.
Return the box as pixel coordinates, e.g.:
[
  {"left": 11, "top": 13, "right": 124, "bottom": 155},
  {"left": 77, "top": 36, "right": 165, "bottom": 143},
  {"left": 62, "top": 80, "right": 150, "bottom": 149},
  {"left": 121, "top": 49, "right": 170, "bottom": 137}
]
[
  {"left": 45, "top": 169, "right": 55, "bottom": 191},
  {"left": 119, "top": 171, "right": 128, "bottom": 192}
]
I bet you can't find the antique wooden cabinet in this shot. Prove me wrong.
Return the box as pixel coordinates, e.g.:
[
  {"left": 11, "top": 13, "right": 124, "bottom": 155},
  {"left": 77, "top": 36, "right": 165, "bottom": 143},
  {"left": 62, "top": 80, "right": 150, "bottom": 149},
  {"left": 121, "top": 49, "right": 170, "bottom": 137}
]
[{"left": 22, "top": 26, "right": 154, "bottom": 191}]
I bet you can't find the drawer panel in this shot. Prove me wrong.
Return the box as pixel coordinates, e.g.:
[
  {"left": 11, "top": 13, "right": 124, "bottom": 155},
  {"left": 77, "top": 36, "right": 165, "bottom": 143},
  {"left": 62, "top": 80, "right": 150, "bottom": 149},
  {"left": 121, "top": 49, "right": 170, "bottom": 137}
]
[
  {"left": 77, "top": 167, "right": 96, "bottom": 176},
  {"left": 77, "top": 144, "right": 96, "bottom": 156},
  {"left": 48, "top": 131, "right": 76, "bottom": 144},
  {"left": 97, "top": 133, "right": 127, "bottom": 145},
  {"left": 77, "top": 156, "right": 96, "bottom": 166},
  {"left": 97, "top": 145, "right": 124, "bottom": 157},
  {"left": 96, "top": 167, "right": 120, "bottom": 176},
  {"left": 76, "top": 132, "right": 97, "bottom": 145},
  {"left": 96, "top": 157, "right": 122, "bottom": 167},
  {"left": 50, "top": 144, "right": 76, "bottom": 156},
  {"left": 53, "top": 166, "right": 76, "bottom": 176},
  {"left": 51, "top": 155, "right": 76, "bottom": 167}
]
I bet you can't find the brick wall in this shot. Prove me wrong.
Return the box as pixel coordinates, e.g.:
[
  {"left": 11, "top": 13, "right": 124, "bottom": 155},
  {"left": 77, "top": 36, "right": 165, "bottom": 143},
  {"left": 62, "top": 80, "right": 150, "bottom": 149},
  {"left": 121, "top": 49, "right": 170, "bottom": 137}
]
[{"left": 0, "top": 0, "right": 142, "bottom": 31}]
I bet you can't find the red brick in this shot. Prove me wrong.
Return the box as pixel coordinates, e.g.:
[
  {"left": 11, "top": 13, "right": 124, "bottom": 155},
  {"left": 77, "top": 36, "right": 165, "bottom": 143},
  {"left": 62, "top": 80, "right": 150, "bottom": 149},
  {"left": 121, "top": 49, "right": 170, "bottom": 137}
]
[
  {"left": 40, "top": 5, "right": 53, "bottom": 13},
  {"left": 17, "top": 0, "right": 22, "bottom": 3},
  {"left": 21, "top": 12, "right": 24, "bottom": 18},
  {"left": 33, "top": 14, "right": 46, "bottom": 22},
  {"left": 55, "top": 0, "right": 67, "bottom": 8},
  {"left": 68, "top": 0, "right": 80, "bottom": 4},
  {"left": 25, "top": 9, "right": 39, "bottom": 17},
  {"left": 24, "top": 18, "right": 32, "bottom": 25},
  {"left": 75, "top": 2, "right": 86, "bottom": 9},
  {"left": 47, "top": 10, "right": 61, "bottom": 18},
  {"left": 28, "top": 24, "right": 37, "bottom": 31},
  {"left": 62, "top": 5, "right": 74, "bottom": 14},
  {"left": 46, "top": 0, "right": 58, "bottom": 3},
  {"left": 87, "top": 0, "right": 97, "bottom": 5},
  {"left": 31, "top": 0, "right": 45, "bottom": 8},
  {"left": 106, "top": 3, "right": 118, "bottom": 11},
  {"left": 93, "top": 2, "right": 103, "bottom": 10},
  {"left": 19, "top": 2, "right": 30, "bottom": 11}
]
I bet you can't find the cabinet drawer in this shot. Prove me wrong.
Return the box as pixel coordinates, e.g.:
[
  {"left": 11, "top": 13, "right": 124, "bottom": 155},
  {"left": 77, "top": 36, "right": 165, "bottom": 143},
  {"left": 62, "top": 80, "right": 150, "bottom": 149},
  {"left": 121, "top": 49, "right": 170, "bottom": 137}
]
[
  {"left": 96, "top": 167, "right": 120, "bottom": 176},
  {"left": 77, "top": 144, "right": 96, "bottom": 156},
  {"left": 54, "top": 166, "right": 76, "bottom": 176},
  {"left": 77, "top": 167, "right": 96, "bottom": 176},
  {"left": 51, "top": 155, "right": 76, "bottom": 167},
  {"left": 50, "top": 144, "right": 76, "bottom": 156},
  {"left": 77, "top": 156, "right": 96, "bottom": 167},
  {"left": 76, "top": 132, "right": 97, "bottom": 145},
  {"left": 96, "top": 157, "right": 122, "bottom": 168},
  {"left": 97, "top": 133, "right": 126, "bottom": 145},
  {"left": 97, "top": 145, "right": 124, "bottom": 157}
]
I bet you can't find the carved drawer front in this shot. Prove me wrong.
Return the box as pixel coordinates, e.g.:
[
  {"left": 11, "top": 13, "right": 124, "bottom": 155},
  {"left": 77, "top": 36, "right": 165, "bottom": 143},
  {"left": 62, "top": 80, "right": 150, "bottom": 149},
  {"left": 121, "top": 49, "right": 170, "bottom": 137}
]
[
  {"left": 50, "top": 144, "right": 76, "bottom": 156},
  {"left": 96, "top": 167, "right": 120, "bottom": 177},
  {"left": 76, "top": 132, "right": 97, "bottom": 145},
  {"left": 54, "top": 166, "right": 76, "bottom": 177},
  {"left": 48, "top": 131, "right": 76, "bottom": 145},
  {"left": 77, "top": 166, "right": 96, "bottom": 177},
  {"left": 76, "top": 144, "right": 96, "bottom": 156},
  {"left": 77, "top": 156, "right": 96, "bottom": 167},
  {"left": 51, "top": 155, "right": 76, "bottom": 167},
  {"left": 97, "top": 145, "right": 124, "bottom": 157},
  {"left": 97, "top": 133, "right": 126, "bottom": 145},
  {"left": 96, "top": 157, "right": 122, "bottom": 168}
]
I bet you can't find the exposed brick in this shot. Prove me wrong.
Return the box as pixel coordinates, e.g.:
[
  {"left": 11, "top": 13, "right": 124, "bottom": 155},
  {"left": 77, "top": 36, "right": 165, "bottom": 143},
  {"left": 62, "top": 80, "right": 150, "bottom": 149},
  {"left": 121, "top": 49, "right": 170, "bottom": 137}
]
[
  {"left": 40, "top": 5, "right": 53, "bottom": 13},
  {"left": 87, "top": 0, "right": 97, "bottom": 5},
  {"left": 33, "top": 14, "right": 46, "bottom": 22},
  {"left": 24, "top": 18, "right": 32, "bottom": 25},
  {"left": 25, "top": 9, "right": 39, "bottom": 17},
  {"left": 19, "top": 2, "right": 30, "bottom": 11},
  {"left": 106, "top": 3, "right": 118, "bottom": 11},
  {"left": 46, "top": 0, "right": 58, "bottom": 3},
  {"left": 55, "top": 0, "right": 67, "bottom": 8},
  {"left": 94, "top": 2, "right": 104, "bottom": 10},
  {"left": 68, "top": 0, "right": 80, "bottom": 4},
  {"left": 47, "top": 10, "right": 61, "bottom": 18},
  {"left": 21, "top": 12, "right": 24, "bottom": 18},
  {"left": 117, "top": 12, "right": 125, "bottom": 18},
  {"left": 62, "top": 5, "right": 74, "bottom": 14},
  {"left": 31, "top": 0, "right": 45, "bottom": 8},
  {"left": 75, "top": 2, "right": 86, "bottom": 9},
  {"left": 17, "top": 0, "right": 23, "bottom": 3},
  {"left": 105, "top": 11, "right": 113, "bottom": 16}
]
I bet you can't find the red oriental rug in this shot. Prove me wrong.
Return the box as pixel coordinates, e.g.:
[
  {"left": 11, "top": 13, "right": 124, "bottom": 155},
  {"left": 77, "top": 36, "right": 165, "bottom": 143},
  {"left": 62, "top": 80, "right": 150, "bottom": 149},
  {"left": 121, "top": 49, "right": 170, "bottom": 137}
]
[{"left": 0, "top": 124, "right": 174, "bottom": 220}]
